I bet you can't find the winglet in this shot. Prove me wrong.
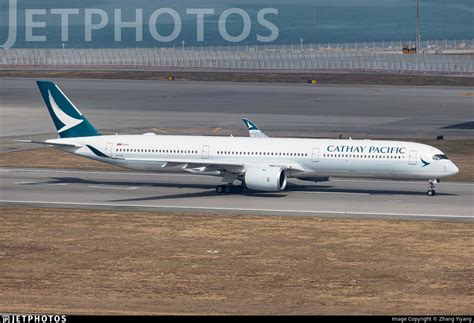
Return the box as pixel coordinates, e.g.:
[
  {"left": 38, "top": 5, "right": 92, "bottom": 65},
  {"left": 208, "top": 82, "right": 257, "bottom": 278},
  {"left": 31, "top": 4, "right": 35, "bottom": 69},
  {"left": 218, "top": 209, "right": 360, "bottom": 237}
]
[
  {"left": 241, "top": 118, "right": 268, "bottom": 138},
  {"left": 242, "top": 118, "right": 259, "bottom": 131}
]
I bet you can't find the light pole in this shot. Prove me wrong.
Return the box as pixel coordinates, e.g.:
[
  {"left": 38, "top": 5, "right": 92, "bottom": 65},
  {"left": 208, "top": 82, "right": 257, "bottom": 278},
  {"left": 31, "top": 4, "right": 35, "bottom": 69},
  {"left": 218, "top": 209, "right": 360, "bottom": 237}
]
[
  {"left": 313, "top": 3, "right": 319, "bottom": 46},
  {"left": 416, "top": 0, "right": 421, "bottom": 53},
  {"left": 314, "top": 4, "right": 317, "bottom": 26}
]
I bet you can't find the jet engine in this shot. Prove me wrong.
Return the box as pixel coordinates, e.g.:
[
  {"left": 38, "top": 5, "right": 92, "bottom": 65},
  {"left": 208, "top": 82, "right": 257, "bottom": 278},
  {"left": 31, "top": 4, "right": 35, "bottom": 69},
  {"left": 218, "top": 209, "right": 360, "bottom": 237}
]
[{"left": 245, "top": 166, "right": 287, "bottom": 192}]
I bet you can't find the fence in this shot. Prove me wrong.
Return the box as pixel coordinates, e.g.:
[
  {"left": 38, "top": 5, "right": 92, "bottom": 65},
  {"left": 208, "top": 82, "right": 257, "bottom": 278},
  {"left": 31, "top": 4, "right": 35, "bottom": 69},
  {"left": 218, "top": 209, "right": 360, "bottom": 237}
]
[
  {"left": 191, "top": 39, "right": 474, "bottom": 53},
  {"left": 1, "top": 46, "right": 473, "bottom": 75}
]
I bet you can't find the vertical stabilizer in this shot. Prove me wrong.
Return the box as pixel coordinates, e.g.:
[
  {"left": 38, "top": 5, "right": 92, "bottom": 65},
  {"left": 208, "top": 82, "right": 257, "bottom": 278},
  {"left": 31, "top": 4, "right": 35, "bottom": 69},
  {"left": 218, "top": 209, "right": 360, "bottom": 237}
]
[{"left": 36, "top": 81, "right": 101, "bottom": 138}]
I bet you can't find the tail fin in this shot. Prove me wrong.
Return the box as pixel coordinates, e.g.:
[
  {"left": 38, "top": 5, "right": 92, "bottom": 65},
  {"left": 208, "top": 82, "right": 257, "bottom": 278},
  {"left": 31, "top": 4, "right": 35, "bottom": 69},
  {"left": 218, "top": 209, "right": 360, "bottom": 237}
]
[
  {"left": 36, "top": 81, "right": 101, "bottom": 138},
  {"left": 242, "top": 118, "right": 268, "bottom": 138}
]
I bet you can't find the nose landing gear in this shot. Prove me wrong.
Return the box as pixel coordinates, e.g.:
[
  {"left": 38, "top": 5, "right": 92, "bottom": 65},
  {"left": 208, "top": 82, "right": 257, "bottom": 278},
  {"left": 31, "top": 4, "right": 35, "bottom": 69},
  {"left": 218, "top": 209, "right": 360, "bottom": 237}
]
[{"left": 427, "top": 180, "right": 437, "bottom": 196}]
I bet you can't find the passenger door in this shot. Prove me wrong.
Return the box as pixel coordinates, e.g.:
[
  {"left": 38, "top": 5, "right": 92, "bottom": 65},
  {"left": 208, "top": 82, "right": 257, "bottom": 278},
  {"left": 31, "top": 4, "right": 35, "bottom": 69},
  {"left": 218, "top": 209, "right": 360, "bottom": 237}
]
[
  {"left": 409, "top": 150, "right": 418, "bottom": 165},
  {"left": 311, "top": 148, "right": 320, "bottom": 162},
  {"left": 202, "top": 145, "right": 210, "bottom": 159},
  {"left": 106, "top": 143, "right": 115, "bottom": 158}
]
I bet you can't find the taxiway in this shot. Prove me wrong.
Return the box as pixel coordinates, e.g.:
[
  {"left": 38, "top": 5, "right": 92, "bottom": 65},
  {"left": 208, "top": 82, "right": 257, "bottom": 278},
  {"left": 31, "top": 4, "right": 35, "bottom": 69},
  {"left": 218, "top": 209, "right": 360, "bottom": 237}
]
[{"left": 1, "top": 168, "right": 472, "bottom": 221}]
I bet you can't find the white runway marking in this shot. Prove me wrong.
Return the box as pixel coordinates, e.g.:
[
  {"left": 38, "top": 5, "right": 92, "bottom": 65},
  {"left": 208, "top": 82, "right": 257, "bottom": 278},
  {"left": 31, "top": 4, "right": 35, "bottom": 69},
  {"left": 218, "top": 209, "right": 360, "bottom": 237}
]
[
  {"left": 87, "top": 185, "right": 139, "bottom": 190},
  {"left": 0, "top": 200, "right": 472, "bottom": 220},
  {"left": 297, "top": 191, "right": 370, "bottom": 196},
  {"left": 15, "top": 181, "right": 69, "bottom": 186}
]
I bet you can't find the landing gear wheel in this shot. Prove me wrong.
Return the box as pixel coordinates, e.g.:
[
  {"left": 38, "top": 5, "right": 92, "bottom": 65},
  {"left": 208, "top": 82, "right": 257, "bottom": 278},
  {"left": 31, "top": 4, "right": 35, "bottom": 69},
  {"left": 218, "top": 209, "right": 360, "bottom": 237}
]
[
  {"left": 427, "top": 180, "right": 437, "bottom": 197},
  {"left": 216, "top": 184, "right": 244, "bottom": 194}
]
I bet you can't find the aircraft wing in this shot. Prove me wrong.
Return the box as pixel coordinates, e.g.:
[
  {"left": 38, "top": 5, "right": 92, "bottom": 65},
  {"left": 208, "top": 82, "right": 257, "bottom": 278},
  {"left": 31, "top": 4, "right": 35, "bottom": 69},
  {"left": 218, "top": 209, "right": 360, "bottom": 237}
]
[
  {"left": 120, "top": 156, "right": 245, "bottom": 173},
  {"left": 118, "top": 157, "right": 305, "bottom": 174},
  {"left": 242, "top": 118, "right": 269, "bottom": 138}
]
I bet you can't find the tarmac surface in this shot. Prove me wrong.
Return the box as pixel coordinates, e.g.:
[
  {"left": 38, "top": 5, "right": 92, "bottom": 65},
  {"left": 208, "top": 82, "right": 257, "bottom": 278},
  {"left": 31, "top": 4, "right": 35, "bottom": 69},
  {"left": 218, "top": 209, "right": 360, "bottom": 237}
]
[
  {"left": 1, "top": 77, "right": 473, "bottom": 221},
  {"left": 1, "top": 78, "right": 473, "bottom": 151},
  {"left": 1, "top": 168, "right": 472, "bottom": 222}
]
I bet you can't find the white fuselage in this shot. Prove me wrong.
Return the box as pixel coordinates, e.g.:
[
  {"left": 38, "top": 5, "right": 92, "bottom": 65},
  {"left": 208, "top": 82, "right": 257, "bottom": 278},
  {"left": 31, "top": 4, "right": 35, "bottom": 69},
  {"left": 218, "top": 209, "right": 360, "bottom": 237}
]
[{"left": 52, "top": 135, "right": 459, "bottom": 180}]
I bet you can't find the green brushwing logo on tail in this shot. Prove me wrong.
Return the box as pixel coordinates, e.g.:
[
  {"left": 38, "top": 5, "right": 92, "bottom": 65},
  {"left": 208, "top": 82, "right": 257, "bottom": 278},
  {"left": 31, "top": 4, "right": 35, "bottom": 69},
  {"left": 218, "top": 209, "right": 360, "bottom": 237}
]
[
  {"left": 37, "top": 81, "right": 101, "bottom": 138},
  {"left": 242, "top": 118, "right": 259, "bottom": 130}
]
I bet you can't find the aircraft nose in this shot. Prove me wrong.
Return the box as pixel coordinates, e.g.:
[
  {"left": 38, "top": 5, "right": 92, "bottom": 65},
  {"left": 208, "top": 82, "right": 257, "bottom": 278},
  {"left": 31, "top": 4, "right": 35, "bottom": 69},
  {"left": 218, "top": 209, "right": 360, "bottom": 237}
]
[{"left": 449, "top": 162, "right": 459, "bottom": 176}]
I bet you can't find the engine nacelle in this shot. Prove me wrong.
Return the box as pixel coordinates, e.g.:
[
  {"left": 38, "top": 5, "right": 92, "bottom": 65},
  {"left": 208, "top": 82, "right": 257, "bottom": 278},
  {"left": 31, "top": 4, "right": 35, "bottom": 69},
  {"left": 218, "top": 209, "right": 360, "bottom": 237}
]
[{"left": 245, "top": 166, "right": 287, "bottom": 192}]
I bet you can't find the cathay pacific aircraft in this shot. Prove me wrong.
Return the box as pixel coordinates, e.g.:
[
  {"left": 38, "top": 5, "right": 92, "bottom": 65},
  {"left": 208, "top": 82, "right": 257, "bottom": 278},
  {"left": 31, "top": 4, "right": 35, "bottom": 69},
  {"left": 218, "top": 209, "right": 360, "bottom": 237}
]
[{"left": 19, "top": 81, "right": 459, "bottom": 196}]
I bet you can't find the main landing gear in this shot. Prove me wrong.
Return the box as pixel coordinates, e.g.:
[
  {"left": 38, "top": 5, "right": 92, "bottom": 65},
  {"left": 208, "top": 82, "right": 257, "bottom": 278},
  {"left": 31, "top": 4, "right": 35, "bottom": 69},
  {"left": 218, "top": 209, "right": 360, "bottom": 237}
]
[
  {"left": 427, "top": 180, "right": 437, "bottom": 197},
  {"left": 216, "top": 184, "right": 244, "bottom": 194}
]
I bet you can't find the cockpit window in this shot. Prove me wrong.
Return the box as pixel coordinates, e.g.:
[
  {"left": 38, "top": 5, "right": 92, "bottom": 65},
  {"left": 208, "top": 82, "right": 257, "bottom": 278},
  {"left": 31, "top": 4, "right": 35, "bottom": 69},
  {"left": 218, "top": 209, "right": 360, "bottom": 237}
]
[{"left": 432, "top": 154, "right": 449, "bottom": 160}]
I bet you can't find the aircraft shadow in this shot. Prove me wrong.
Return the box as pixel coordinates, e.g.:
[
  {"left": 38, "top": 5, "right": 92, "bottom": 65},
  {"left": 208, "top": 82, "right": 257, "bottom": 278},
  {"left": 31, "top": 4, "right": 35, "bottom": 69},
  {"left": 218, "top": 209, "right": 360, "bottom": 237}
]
[
  {"left": 33, "top": 177, "right": 218, "bottom": 190},
  {"left": 112, "top": 191, "right": 287, "bottom": 202},
  {"left": 22, "top": 177, "right": 287, "bottom": 201},
  {"left": 19, "top": 177, "right": 457, "bottom": 198}
]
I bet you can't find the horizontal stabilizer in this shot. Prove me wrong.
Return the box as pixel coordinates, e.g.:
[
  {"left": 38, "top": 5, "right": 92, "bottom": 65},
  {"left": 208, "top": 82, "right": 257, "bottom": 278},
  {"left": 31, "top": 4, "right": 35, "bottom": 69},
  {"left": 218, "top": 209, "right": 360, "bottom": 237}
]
[{"left": 15, "top": 140, "right": 82, "bottom": 148}]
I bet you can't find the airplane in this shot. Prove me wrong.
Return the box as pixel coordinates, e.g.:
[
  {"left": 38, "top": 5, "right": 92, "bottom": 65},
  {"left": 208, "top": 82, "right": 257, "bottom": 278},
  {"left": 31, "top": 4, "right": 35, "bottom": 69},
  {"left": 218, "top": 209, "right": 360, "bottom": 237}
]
[{"left": 18, "top": 81, "right": 459, "bottom": 196}]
